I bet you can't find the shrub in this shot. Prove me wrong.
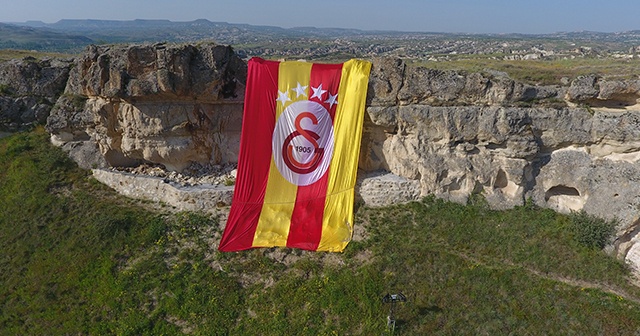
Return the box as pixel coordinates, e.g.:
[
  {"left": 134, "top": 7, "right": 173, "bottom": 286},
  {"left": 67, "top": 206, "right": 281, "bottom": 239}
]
[
  {"left": 62, "top": 93, "right": 88, "bottom": 111},
  {"left": 0, "top": 84, "right": 13, "bottom": 96},
  {"left": 569, "top": 210, "right": 616, "bottom": 249}
]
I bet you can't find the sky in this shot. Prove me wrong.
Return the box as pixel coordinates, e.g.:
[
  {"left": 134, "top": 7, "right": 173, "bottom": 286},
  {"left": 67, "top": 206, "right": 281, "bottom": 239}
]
[{"left": 1, "top": 0, "right": 639, "bottom": 34}]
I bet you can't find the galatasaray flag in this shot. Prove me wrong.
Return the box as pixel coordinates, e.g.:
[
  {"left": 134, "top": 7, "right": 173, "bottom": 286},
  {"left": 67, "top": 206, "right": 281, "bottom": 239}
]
[{"left": 218, "top": 57, "right": 371, "bottom": 252}]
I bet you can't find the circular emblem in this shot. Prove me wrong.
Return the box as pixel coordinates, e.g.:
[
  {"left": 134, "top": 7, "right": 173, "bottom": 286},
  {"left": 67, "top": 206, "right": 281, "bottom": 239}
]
[{"left": 273, "top": 100, "right": 334, "bottom": 186}]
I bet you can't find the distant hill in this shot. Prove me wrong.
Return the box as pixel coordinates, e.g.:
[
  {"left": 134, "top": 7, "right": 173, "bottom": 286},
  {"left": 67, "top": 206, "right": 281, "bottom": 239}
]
[
  {"left": 3, "top": 19, "right": 408, "bottom": 53},
  {"left": 3, "top": 19, "right": 640, "bottom": 56},
  {"left": 10, "top": 19, "right": 300, "bottom": 45},
  {"left": 0, "top": 22, "right": 93, "bottom": 52}
]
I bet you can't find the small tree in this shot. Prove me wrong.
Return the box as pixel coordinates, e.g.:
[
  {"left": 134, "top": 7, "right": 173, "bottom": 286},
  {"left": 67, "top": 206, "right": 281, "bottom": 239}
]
[{"left": 569, "top": 210, "right": 617, "bottom": 249}]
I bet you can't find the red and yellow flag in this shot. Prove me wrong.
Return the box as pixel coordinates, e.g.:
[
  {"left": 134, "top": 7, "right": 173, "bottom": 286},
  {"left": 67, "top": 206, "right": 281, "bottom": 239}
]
[{"left": 218, "top": 57, "right": 371, "bottom": 252}]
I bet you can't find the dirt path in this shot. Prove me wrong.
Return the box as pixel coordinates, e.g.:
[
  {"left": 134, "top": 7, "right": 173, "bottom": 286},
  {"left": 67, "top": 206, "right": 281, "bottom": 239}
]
[{"left": 450, "top": 249, "right": 640, "bottom": 305}]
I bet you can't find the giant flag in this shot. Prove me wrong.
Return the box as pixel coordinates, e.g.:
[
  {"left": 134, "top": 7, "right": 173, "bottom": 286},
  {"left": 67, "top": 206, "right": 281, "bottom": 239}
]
[{"left": 218, "top": 57, "right": 371, "bottom": 252}]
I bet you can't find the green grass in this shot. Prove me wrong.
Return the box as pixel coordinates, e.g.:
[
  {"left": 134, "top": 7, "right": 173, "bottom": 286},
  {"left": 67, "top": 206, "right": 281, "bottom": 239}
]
[
  {"left": 0, "top": 49, "right": 74, "bottom": 63},
  {"left": 361, "top": 198, "right": 640, "bottom": 334},
  {"left": 2, "top": 128, "right": 640, "bottom": 334},
  {"left": 412, "top": 56, "right": 640, "bottom": 85}
]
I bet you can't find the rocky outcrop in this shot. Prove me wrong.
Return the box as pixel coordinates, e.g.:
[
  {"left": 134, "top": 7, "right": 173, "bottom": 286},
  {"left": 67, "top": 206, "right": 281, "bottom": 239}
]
[
  {"left": 363, "top": 104, "right": 640, "bottom": 219},
  {"left": 0, "top": 57, "right": 71, "bottom": 131},
  {"left": 4, "top": 44, "right": 640, "bottom": 272},
  {"left": 566, "top": 74, "right": 640, "bottom": 108},
  {"left": 362, "top": 57, "right": 640, "bottom": 272},
  {"left": 92, "top": 169, "right": 234, "bottom": 212},
  {"left": 46, "top": 43, "right": 247, "bottom": 171}
]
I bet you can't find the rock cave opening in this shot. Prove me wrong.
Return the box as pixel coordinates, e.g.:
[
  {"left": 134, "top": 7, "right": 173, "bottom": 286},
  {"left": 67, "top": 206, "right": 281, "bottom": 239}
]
[
  {"left": 544, "top": 185, "right": 585, "bottom": 213},
  {"left": 586, "top": 93, "right": 640, "bottom": 109},
  {"left": 494, "top": 169, "right": 508, "bottom": 189},
  {"left": 544, "top": 185, "right": 580, "bottom": 201}
]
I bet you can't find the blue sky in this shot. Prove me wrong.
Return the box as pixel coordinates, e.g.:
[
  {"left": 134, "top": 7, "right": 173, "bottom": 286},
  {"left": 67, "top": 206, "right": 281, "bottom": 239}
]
[{"left": 1, "top": 0, "right": 638, "bottom": 34}]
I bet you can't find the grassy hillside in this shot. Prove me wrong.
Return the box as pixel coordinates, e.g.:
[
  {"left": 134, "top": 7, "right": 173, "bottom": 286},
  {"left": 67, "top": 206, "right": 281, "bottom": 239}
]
[
  {"left": 412, "top": 56, "right": 640, "bottom": 85},
  {"left": 0, "top": 49, "right": 73, "bottom": 63},
  {"left": 2, "top": 128, "right": 640, "bottom": 335},
  {"left": 0, "top": 23, "right": 92, "bottom": 53}
]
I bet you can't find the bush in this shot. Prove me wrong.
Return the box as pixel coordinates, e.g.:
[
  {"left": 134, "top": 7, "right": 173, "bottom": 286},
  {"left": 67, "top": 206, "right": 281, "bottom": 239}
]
[
  {"left": 569, "top": 211, "right": 616, "bottom": 249},
  {"left": 62, "top": 93, "right": 88, "bottom": 111},
  {"left": 0, "top": 84, "right": 13, "bottom": 96}
]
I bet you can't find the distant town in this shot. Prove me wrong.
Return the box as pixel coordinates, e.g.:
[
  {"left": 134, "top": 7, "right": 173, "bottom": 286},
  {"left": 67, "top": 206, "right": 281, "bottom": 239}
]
[{"left": 2, "top": 19, "right": 640, "bottom": 63}]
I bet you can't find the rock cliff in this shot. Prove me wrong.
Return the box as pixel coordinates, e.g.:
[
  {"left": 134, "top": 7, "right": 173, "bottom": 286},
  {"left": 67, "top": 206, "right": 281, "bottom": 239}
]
[
  {"left": 3, "top": 43, "right": 640, "bottom": 271},
  {"left": 364, "top": 58, "right": 640, "bottom": 270},
  {"left": 46, "top": 43, "right": 246, "bottom": 171},
  {"left": 0, "top": 56, "right": 71, "bottom": 132}
]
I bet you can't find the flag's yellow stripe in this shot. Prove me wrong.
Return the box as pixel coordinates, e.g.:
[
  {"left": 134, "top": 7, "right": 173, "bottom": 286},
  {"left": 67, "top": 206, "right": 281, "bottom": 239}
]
[
  {"left": 252, "top": 61, "right": 312, "bottom": 247},
  {"left": 318, "top": 59, "right": 371, "bottom": 251}
]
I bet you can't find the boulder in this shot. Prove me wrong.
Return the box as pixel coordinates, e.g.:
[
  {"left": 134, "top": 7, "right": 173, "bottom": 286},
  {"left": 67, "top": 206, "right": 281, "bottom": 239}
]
[{"left": 0, "top": 57, "right": 71, "bottom": 131}]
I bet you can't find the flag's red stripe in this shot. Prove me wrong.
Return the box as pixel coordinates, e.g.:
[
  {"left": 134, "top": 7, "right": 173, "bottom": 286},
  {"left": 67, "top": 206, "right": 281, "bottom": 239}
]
[
  {"left": 286, "top": 63, "right": 343, "bottom": 250},
  {"left": 218, "top": 58, "right": 279, "bottom": 251}
]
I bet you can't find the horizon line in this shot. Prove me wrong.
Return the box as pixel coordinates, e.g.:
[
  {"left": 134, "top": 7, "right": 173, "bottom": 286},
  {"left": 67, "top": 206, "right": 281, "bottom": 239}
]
[{"left": 3, "top": 18, "right": 639, "bottom": 36}]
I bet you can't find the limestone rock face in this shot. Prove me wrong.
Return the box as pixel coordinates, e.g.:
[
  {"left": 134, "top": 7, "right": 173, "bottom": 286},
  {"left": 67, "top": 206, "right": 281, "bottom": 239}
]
[
  {"left": 0, "top": 57, "right": 71, "bottom": 131},
  {"left": 29, "top": 46, "right": 640, "bottom": 273},
  {"left": 368, "top": 60, "right": 640, "bottom": 211},
  {"left": 567, "top": 75, "right": 640, "bottom": 108},
  {"left": 47, "top": 43, "right": 246, "bottom": 171},
  {"left": 356, "top": 172, "right": 421, "bottom": 207},
  {"left": 64, "top": 44, "right": 246, "bottom": 100},
  {"left": 362, "top": 58, "right": 640, "bottom": 272},
  {"left": 92, "top": 169, "right": 234, "bottom": 212},
  {"left": 388, "top": 60, "right": 565, "bottom": 107}
]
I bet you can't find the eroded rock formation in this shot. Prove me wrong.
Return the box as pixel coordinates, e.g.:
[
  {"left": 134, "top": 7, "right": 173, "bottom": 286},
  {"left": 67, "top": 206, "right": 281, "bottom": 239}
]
[
  {"left": 365, "top": 58, "right": 640, "bottom": 220},
  {"left": 0, "top": 57, "right": 71, "bottom": 132},
  {"left": 46, "top": 43, "right": 246, "bottom": 171},
  {"left": 3, "top": 43, "right": 640, "bottom": 272},
  {"left": 364, "top": 58, "right": 640, "bottom": 271}
]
